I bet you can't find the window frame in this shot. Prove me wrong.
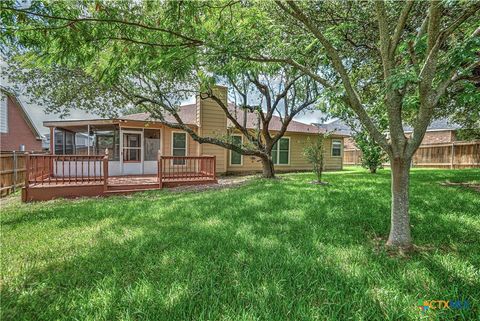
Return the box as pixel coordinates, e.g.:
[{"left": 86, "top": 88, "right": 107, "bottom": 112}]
[
  {"left": 171, "top": 131, "right": 188, "bottom": 166},
  {"left": 272, "top": 137, "right": 290, "bottom": 165},
  {"left": 229, "top": 134, "right": 243, "bottom": 166},
  {"left": 331, "top": 139, "right": 343, "bottom": 157},
  {"left": 0, "top": 94, "right": 8, "bottom": 134}
]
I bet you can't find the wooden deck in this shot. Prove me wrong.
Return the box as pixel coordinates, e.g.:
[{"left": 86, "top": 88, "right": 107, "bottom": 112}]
[{"left": 22, "top": 154, "right": 217, "bottom": 202}]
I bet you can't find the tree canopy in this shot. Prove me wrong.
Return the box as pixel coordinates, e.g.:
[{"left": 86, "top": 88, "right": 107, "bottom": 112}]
[{"left": 1, "top": 0, "right": 479, "bottom": 248}]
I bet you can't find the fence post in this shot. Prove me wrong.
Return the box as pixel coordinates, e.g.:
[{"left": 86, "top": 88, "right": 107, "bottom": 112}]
[
  {"left": 450, "top": 143, "right": 455, "bottom": 169},
  {"left": 12, "top": 151, "right": 17, "bottom": 193},
  {"left": 24, "top": 152, "right": 30, "bottom": 188},
  {"left": 22, "top": 152, "right": 30, "bottom": 202},
  {"left": 158, "top": 150, "right": 163, "bottom": 189}
]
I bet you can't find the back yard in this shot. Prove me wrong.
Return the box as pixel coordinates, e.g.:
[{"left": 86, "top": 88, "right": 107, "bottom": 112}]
[{"left": 1, "top": 168, "right": 479, "bottom": 320}]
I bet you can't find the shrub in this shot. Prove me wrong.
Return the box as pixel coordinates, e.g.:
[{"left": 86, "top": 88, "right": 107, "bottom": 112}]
[
  {"left": 303, "top": 134, "right": 328, "bottom": 183},
  {"left": 353, "top": 129, "right": 387, "bottom": 173}
]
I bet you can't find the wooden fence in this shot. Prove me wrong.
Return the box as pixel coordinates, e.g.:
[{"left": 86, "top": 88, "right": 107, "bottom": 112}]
[
  {"left": 344, "top": 140, "right": 480, "bottom": 168},
  {"left": 1, "top": 152, "right": 28, "bottom": 197}
]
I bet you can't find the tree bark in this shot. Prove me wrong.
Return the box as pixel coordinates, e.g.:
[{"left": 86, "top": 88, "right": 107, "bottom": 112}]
[
  {"left": 317, "top": 167, "right": 322, "bottom": 182},
  {"left": 387, "top": 156, "right": 412, "bottom": 249},
  {"left": 261, "top": 157, "right": 275, "bottom": 178},
  {"left": 369, "top": 167, "right": 377, "bottom": 174}
]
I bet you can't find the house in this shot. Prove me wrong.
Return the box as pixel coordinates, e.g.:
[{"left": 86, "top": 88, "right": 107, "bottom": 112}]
[
  {"left": 43, "top": 86, "right": 345, "bottom": 176},
  {"left": 23, "top": 86, "right": 346, "bottom": 201},
  {"left": 315, "top": 118, "right": 462, "bottom": 149},
  {"left": 314, "top": 118, "right": 480, "bottom": 169},
  {"left": 0, "top": 87, "right": 43, "bottom": 152},
  {"left": 402, "top": 119, "right": 461, "bottom": 144}
]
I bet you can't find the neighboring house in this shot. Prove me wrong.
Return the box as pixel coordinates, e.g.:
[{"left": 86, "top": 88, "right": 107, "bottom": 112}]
[
  {"left": 0, "top": 88, "right": 43, "bottom": 152},
  {"left": 403, "top": 119, "right": 461, "bottom": 145},
  {"left": 315, "top": 118, "right": 462, "bottom": 150},
  {"left": 43, "top": 86, "right": 346, "bottom": 176}
]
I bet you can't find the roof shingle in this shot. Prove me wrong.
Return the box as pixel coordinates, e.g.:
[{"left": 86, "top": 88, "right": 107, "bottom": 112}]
[{"left": 121, "top": 103, "right": 327, "bottom": 134}]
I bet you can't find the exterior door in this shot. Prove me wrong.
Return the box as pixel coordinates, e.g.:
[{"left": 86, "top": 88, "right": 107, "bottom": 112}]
[
  {"left": 143, "top": 128, "right": 161, "bottom": 174},
  {"left": 122, "top": 130, "right": 143, "bottom": 175}
]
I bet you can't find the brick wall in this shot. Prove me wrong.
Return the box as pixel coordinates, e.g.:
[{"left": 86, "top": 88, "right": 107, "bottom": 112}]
[
  {"left": 420, "top": 130, "right": 455, "bottom": 144},
  {"left": 0, "top": 96, "right": 43, "bottom": 151}
]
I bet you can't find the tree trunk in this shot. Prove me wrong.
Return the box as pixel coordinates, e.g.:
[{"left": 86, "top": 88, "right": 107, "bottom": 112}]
[
  {"left": 317, "top": 168, "right": 322, "bottom": 182},
  {"left": 369, "top": 166, "right": 377, "bottom": 174},
  {"left": 261, "top": 157, "right": 275, "bottom": 178},
  {"left": 387, "top": 157, "right": 412, "bottom": 249}
]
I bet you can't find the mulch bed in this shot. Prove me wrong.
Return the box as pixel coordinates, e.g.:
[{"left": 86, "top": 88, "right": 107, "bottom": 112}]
[{"left": 168, "top": 175, "right": 256, "bottom": 193}]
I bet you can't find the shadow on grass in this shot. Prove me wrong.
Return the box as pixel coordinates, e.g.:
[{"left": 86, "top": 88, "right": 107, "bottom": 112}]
[{"left": 1, "top": 169, "right": 479, "bottom": 320}]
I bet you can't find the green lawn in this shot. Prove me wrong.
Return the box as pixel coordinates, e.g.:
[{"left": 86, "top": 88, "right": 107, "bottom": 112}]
[{"left": 1, "top": 167, "right": 479, "bottom": 320}]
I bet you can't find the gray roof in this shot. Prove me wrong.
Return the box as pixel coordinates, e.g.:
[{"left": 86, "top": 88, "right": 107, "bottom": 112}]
[
  {"left": 402, "top": 118, "right": 461, "bottom": 132},
  {"left": 312, "top": 119, "right": 358, "bottom": 136},
  {"left": 314, "top": 118, "right": 461, "bottom": 136}
]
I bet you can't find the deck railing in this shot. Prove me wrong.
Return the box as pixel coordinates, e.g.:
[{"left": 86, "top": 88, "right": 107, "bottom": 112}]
[
  {"left": 158, "top": 155, "right": 216, "bottom": 188},
  {"left": 25, "top": 153, "right": 108, "bottom": 187},
  {"left": 24, "top": 153, "right": 216, "bottom": 190}
]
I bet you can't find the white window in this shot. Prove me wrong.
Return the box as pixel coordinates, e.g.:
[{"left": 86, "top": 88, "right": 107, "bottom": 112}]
[
  {"left": 332, "top": 139, "right": 342, "bottom": 157},
  {"left": 172, "top": 132, "right": 187, "bottom": 165},
  {"left": 272, "top": 137, "right": 290, "bottom": 165},
  {"left": 0, "top": 94, "right": 8, "bottom": 133},
  {"left": 230, "top": 135, "right": 243, "bottom": 165}
]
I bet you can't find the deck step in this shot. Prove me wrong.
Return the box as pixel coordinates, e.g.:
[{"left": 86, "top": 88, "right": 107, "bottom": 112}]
[
  {"left": 107, "top": 184, "right": 159, "bottom": 191},
  {"left": 104, "top": 187, "right": 160, "bottom": 195}
]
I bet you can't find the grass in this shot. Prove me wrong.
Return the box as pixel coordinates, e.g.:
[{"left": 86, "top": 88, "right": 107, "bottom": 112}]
[{"left": 1, "top": 167, "right": 479, "bottom": 320}]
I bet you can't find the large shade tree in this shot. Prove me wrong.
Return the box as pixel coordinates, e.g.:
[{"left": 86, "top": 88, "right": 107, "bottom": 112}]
[
  {"left": 2, "top": 0, "right": 479, "bottom": 248},
  {"left": 266, "top": 1, "right": 480, "bottom": 249},
  {"left": 1, "top": 1, "right": 321, "bottom": 178},
  {"left": 209, "top": 0, "right": 479, "bottom": 249}
]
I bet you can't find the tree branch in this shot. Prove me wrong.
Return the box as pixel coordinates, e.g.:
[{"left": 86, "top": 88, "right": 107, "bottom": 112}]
[
  {"left": 116, "top": 86, "right": 264, "bottom": 157},
  {"left": 277, "top": 0, "right": 392, "bottom": 154},
  {"left": 389, "top": 0, "right": 414, "bottom": 58},
  {"left": 1, "top": 6, "right": 204, "bottom": 46},
  {"left": 375, "top": 1, "right": 392, "bottom": 77}
]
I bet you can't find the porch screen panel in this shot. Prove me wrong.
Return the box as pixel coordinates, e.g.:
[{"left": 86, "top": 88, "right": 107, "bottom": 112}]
[
  {"left": 65, "top": 132, "right": 75, "bottom": 155},
  {"left": 54, "top": 130, "right": 64, "bottom": 154},
  {"left": 123, "top": 133, "right": 141, "bottom": 162},
  {"left": 94, "top": 127, "right": 120, "bottom": 160},
  {"left": 144, "top": 129, "right": 160, "bottom": 161}
]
